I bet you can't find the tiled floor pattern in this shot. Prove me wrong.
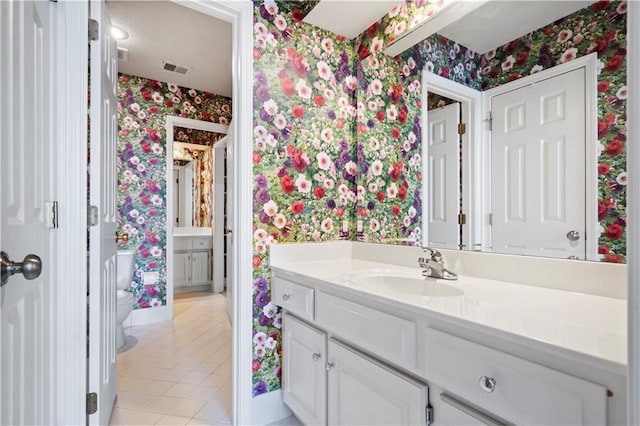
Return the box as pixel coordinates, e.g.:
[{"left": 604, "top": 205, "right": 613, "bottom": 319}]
[{"left": 109, "top": 293, "right": 232, "bottom": 425}]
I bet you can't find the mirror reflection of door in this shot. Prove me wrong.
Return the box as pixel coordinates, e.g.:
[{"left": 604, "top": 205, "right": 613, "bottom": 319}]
[
  {"left": 427, "top": 100, "right": 461, "bottom": 250},
  {"left": 490, "top": 68, "right": 587, "bottom": 259}
]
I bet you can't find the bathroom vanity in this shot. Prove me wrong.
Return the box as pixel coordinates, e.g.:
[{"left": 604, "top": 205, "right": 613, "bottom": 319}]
[
  {"left": 173, "top": 229, "right": 213, "bottom": 292},
  {"left": 270, "top": 242, "right": 627, "bottom": 425}
]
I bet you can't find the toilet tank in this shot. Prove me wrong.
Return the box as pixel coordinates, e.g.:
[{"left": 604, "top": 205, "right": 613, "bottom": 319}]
[{"left": 116, "top": 249, "right": 136, "bottom": 291}]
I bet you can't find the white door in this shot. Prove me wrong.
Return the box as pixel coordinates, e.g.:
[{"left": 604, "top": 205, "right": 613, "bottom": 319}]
[
  {"left": 1, "top": 1, "right": 56, "bottom": 423},
  {"left": 327, "top": 339, "right": 427, "bottom": 425},
  {"left": 491, "top": 68, "right": 586, "bottom": 258},
  {"left": 225, "top": 121, "right": 234, "bottom": 321},
  {"left": 282, "top": 313, "right": 327, "bottom": 425},
  {"left": 88, "top": 0, "right": 118, "bottom": 423},
  {"left": 427, "top": 103, "right": 460, "bottom": 249},
  {"left": 213, "top": 138, "right": 227, "bottom": 294}
]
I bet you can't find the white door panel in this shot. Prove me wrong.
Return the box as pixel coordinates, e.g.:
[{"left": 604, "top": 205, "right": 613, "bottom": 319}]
[
  {"left": 427, "top": 103, "right": 460, "bottom": 249},
  {"left": 491, "top": 68, "right": 586, "bottom": 258},
  {"left": 1, "top": 1, "right": 56, "bottom": 423},
  {"left": 89, "top": 0, "right": 118, "bottom": 423}
]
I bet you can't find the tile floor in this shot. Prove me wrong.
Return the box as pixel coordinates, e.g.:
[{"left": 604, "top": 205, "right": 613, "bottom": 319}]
[{"left": 109, "top": 292, "right": 232, "bottom": 426}]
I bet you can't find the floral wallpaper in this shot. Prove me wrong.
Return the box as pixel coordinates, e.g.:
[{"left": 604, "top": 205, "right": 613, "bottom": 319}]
[
  {"left": 477, "top": 0, "right": 627, "bottom": 262},
  {"left": 251, "top": 0, "right": 358, "bottom": 396},
  {"left": 174, "top": 126, "right": 225, "bottom": 146},
  {"left": 355, "top": 0, "right": 453, "bottom": 61},
  {"left": 117, "top": 74, "right": 232, "bottom": 309}
]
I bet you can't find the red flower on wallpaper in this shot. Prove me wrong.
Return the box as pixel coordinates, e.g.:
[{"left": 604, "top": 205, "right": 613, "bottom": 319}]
[
  {"left": 605, "top": 223, "right": 623, "bottom": 241},
  {"left": 291, "top": 105, "right": 305, "bottom": 119},
  {"left": 290, "top": 201, "right": 304, "bottom": 215},
  {"left": 597, "top": 81, "right": 610, "bottom": 92},
  {"left": 598, "top": 163, "right": 611, "bottom": 175},
  {"left": 605, "top": 55, "right": 624, "bottom": 73},
  {"left": 281, "top": 77, "right": 295, "bottom": 97},
  {"left": 605, "top": 139, "right": 623, "bottom": 157},
  {"left": 280, "top": 175, "right": 295, "bottom": 194},
  {"left": 314, "top": 187, "right": 325, "bottom": 198}
]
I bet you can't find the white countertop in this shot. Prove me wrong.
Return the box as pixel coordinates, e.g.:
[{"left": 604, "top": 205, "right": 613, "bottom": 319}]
[{"left": 270, "top": 257, "right": 627, "bottom": 374}]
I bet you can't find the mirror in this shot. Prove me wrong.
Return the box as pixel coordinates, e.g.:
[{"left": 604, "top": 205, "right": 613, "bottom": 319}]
[
  {"left": 172, "top": 127, "right": 225, "bottom": 228},
  {"left": 358, "top": 1, "right": 627, "bottom": 263}
]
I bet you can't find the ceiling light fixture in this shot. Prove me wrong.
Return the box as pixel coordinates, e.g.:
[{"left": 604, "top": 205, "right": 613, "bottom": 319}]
[{"left": 110, "top": 25, "right": 129, "bottom": 40}]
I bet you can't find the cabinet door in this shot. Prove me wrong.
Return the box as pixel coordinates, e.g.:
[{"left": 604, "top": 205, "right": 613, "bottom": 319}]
[
  {"left": 174, "top": 252, "right": 191, "bottom": 288},
  {"left": 191, "top": 250, "right": 210, "bottom": 285},
  {"left": 282, "top": 313, "right": 327, "bottom": 426},
  {"left": 327, "top": 339, "right": 426, "bottom": 425}
]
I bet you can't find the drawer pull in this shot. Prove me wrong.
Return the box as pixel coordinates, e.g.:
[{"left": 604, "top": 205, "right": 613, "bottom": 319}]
[
  {"left": 325, "top": 362, "right": 334, "bottom": 371},
  {"left": 479, "top": 376, "right": 497, "bottom": 393},
  {"left": 312, "top": 352, "right": 321, "bottom": 361},
  {"left": 282, "top": 293, "right": 290, "bottom": 301}
]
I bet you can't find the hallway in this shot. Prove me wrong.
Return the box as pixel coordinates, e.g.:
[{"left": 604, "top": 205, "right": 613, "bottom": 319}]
[{"left": 109, "top": 293, "right": 232, "bottom": 425}]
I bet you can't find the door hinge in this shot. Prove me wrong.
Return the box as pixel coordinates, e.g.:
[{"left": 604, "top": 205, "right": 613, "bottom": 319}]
[
  {"left": 486, "top": 111, "right": 493, "bottom": 131},
  {"left": 457, "top": 123, "right": 466, "bottom": 135},
  {"left": 86, "top": 392, "right": 98, "bottom": 415},
  {"left": 426, "top": 405, "right": 434, "bottom": 425},
  {"left": 88, "top": 19, "right": 99, "bottom": 41},
  {"left": 45, "top": 201, "right": 59, "bottom": 229},
  {"left": 488, "top": 213, "right": 493, "bottom": 226},
  {"left": 89, "top": 205, "right": 99, "bottom": 227},
  {"left": 458, "top": 213, "right": 467, "bottom": 225}
]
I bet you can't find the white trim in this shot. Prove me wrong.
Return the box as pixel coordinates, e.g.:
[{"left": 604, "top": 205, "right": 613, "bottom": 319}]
[
  {"left": 165, "top": 115, "right": 227, "bottom": 322},
  {"left": 481, "top": 53, "right": 598, "bottom": 260},
  {"left": 213, "top": 136, "right": 228, "bottom": 294},
  {"left": 169, "top": 2, "right": 254, "bottom": 425},
  {"left": 251, "top": 390, "right": 293, "bottom": 425},
  {"left": 628, "top": 1, "right": 639, "bottom": 423},
  {"left": 422, "top": 71, "right": 483, "bottom": 250},
  {"left": 55, "top": 0, "right": 88, "bottom": 423}
]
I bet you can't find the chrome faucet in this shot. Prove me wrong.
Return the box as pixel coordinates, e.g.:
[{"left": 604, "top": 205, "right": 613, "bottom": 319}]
[{"left": 418, "top": 247, "right": 457, "bottom": 280}]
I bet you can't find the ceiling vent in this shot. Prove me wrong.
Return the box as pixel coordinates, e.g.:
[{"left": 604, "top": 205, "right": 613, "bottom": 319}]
[
  {"left": 161, "top": 61, "right": 191, "bottom": 75},
  {"left": 117, "top": 47, "right": 129, "bottom": 62}
]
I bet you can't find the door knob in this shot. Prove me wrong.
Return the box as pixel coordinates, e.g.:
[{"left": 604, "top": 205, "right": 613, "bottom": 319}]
[
  {"left": 1, "top": 251, "right": 42, "bottom": 286},
  {"left": 479, "top": 376, "right": 497, "bottom": 393},
  {"left": 566, "top": 230, "right": 580, "bottom": 241}
]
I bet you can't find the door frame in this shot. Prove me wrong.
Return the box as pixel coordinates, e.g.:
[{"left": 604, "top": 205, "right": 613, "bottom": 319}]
[
  {"left": 481, "top": 53, "right": 598, "bottom": 260},
  {"left": 165, "top": 115, "right": 227, "bottom": 320},
  {"left": 54, "top": 1, "right": 90, "bottom": 423},
  {"left": 169, "top": 2, "right": 253, "bottom": 425},
  {"left": 422, "top": 71, "right": 483, "bottom": 250}
]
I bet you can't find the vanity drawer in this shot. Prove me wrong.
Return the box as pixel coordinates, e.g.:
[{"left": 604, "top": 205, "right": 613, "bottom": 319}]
[
  {"left": 316, "top": 292, "right": 417, "bottom": 370},
  {"left": 423, "top": 328, "right": 607, "bottom": 425},
  {"left": 192, "top": 237, "right": 212, "bottom": 250},
  {"left": 272, "top": 277, "right": 314, "bottom": 321},
  {"left": 174, "top": 237, "right": 191, "bottom": 251}
]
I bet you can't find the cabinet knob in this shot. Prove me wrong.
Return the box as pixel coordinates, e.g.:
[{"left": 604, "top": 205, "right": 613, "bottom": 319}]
[
  {"left": 312, "top": 352, "right": 321, "bottom": 361},
  {"left": 282, "top": 293, "right": 290, "bottom": 301},
  {"left": 479, "top": 376, "right": 496, "bottom": 393},
  {"left": 325, "top": 362, "right": 334, "bottom": 371}
]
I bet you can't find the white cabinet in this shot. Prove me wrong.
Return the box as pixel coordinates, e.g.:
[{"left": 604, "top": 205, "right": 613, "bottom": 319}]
[
  {"left": 282, "top": 313, "right": 326, "bottom": 426},
  {"left": 327, "top": 339, "right": 427, "bottom": 426},
  {"left": 281, "top": 312, "right": 427, "bottom": 426},
  {"left": 174, "top": 252, "right": 191, "bottom": 288},
  {"left": 174, "top": 236, "right": 212, "bottom": 291}
]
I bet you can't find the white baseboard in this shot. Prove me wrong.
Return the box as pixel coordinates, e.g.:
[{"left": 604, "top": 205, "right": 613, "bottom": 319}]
[
  {"left": 124, "top": 305, "right": 171, "bottom": 327},
  {"left": 252, "top": 390, "right": 292, "bottom": 426}
]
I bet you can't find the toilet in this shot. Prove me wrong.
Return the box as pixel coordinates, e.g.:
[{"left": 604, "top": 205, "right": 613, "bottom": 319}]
[{"left": 116, "top": 249, "right": 136, "bottom": 349}]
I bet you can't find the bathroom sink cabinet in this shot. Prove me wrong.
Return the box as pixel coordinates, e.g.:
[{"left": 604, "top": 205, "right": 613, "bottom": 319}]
[
  {"left": 174, "top": 236, "right": 212, "bottom": 291},
  {"left": 282, "top": 313, "right": 427, "bottom": 426},
  {"left": 273, "top": 272, "right": 615, "bottom": 425}
]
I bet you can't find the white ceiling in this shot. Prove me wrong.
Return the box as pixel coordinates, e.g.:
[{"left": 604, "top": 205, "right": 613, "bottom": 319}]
[
  {"left": 304, "top": 0, "right": 402, "bottom": 39},
  {"left": 437, "top": 1, "right": 595, "bottom": 54},
  {"left": 107, "top": 1, "right": 232, "bottom": 97}
]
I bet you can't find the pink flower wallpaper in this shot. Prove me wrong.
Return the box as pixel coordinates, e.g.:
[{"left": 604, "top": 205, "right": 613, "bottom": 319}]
[{"left": 117, "top": 74, "right": 232, "bottom": 309}]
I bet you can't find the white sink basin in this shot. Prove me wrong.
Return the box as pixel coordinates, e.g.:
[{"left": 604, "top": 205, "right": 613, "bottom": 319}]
[{"left": 344, "top": 270, "right": 463, "bottom": 297}]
